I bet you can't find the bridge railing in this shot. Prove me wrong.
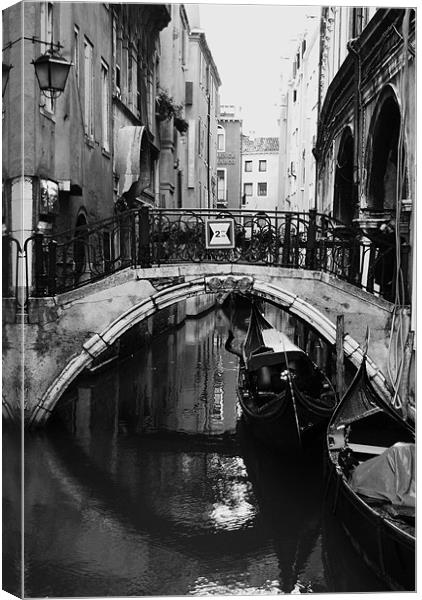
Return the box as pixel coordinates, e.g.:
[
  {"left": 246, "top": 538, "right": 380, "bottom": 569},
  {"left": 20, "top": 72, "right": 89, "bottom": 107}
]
[
  {"left": 147, "top": 208, "right": 400, "bottom": 302},
  {"left": 2, "top": 207, "right": 404, "bottom": 307}
]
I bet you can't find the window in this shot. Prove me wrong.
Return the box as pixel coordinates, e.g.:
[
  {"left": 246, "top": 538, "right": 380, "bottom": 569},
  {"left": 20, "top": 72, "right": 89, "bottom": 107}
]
[
  {"left": 244, "top": 183, "right": 253, "bottom": 196},
  {"left": 198, "top": 118, "right": 205, "bottom": 157},
  {"left": 128, "top": 51, "right": 133, "bottom": 107},
  {"left": 181, "top": 25, "right": 187, "bottom": 66},
  {"left": 259, "top": 160, "right": 267, "bottom": 172},
  {"left": 217, "top": 125, "right": 225, "bottom": 152},
  {"left": 74, "top": 26, "right": 80, "bottom": 86},
  {"left": 127, "top": 49, "right": 137, "bottom": 111},
  {"left": 124, "top": 42, "right": 130, "bottom": 103},
  {"left": 258, "top": 182, "right": 267, "bottom": 196},
  {"left": 115, "top": 65, "right": 121, "bottom": 94},
  {"left": 293, "top": 89, "right": 297, "bottom": 103},
  {"left": 245, "top": 160, "right": 252, "bottom": 172},
  {"left": 205, "top": 64, "right": 210, "bottom": 93},
  {"left": 199, "top": 51, "right": 204, "bottom": 86},
  {"left": 40, "top": 2, "right": 53, "bottom": 48},
  {"left": 101, "top": 60, "right": 109, "bottom": 151},
  {"left": 84, "top": 38, "right": 94, "bottom": 138},
  {"left": 147, "top": 74, "right": 154, "bottom": 129},
  {"left": 206, "top": 124, "right": 210, "bottom": 165},
  {"left": 131, "top": 53, "right": 137, "bottom": 110},
  {"left": 217, "top": 169, "right": 226, "bottom": 203},
  {"left": 113, "top": 18, "right": 121, "bottom": 96},
  {"left": 350, "top": 8, "right": 365, "bottom": 39}
]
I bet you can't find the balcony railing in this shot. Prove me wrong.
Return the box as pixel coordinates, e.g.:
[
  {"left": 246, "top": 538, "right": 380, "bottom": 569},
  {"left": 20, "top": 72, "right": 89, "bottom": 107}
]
[{"left": 2, "top": 207, "right": 408, "bottom": 316}]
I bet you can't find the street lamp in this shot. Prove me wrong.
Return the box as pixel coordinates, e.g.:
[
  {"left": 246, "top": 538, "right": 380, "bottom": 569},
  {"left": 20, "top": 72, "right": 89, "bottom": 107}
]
[
  {"left": 32, "top": 46, "right": 72, "bottom": 99},
  {"left": 2, "top": 62, "right": 12, "bottom": 96},
  {"left": 2, "top": 37, "right": 72, "bottom": 99}
]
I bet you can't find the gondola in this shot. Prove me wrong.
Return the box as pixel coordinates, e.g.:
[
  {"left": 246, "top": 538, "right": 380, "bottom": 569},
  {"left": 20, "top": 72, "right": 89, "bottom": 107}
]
[
  {"left": 325, "top": 355, "right": 415, "bottom": 591},
  {"left": 230, "top": 303, "right": 337, "bottom": 449}
]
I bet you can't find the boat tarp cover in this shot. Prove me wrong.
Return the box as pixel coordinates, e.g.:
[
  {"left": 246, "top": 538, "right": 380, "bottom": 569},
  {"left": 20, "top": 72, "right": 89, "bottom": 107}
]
[
  {"left": 350, "top": 442, "right": 415, "bottom": 508},
  {"left": 247, "top": 350, "right": 305, "bottom": 372},
  {"left": 244, "top": 305, "right": 306, "bottom": 372}
]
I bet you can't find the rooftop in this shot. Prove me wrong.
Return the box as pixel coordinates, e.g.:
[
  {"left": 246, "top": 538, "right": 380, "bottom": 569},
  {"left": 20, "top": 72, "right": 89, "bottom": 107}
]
[{"left": 242, "top": 136, "right": 279, "bottom": 153}]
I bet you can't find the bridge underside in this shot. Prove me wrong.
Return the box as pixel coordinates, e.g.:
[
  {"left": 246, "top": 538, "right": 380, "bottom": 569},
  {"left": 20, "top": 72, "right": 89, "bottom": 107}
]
[{"left": 3, "top": 263, "right": 405, "bottom": 427}]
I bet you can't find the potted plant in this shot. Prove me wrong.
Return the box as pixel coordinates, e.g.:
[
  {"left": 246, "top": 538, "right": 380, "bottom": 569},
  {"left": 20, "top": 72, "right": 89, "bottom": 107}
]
[
  {"left": 174, "top": 114, "right": 189, "bottom": 134},
  {"left": 156, "top": 88, "right": 188, "bottom": 134}
]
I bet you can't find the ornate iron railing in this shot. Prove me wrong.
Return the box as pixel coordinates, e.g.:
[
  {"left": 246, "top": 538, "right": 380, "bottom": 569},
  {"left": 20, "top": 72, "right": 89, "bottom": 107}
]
[{"left": 2, "top": 207, "right": 406, "bottom": 307}]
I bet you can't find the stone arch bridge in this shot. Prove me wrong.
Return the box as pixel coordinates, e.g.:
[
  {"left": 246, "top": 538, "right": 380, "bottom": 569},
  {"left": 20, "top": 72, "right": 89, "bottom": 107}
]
[{"left": 3, "top": 262, "right": 401, "bottom": 427}]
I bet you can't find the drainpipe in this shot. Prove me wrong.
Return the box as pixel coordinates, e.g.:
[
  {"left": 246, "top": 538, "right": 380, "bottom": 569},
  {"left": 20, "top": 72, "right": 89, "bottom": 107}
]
[
  {"left": 347, "top": 37, "right": 362, "bottom": 219},
  {"left": 207, "top": 91, "right": 211, "bottom": 208}
]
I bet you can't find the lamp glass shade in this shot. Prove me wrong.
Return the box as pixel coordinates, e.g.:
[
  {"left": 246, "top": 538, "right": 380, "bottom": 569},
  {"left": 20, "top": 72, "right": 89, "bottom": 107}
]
[
  {"left": 48, "top": 56, "right": 72, "bottom": 90},
  {"left": 33, "top": 53, "right": 71, "bottom": 94}
]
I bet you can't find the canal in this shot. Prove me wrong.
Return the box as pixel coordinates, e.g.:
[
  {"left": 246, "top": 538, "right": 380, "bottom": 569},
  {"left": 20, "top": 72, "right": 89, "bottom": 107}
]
[{"left": 4, "top": 300, "right": 389, "bottom": 596}]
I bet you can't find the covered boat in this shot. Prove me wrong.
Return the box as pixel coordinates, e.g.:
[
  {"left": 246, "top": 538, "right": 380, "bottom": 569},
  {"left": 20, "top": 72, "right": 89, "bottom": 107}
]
[
  {"left": 231, "top": 303, "right": 337, "bottom": 449},
  {"left": 325, "top": 356, "right": 415, "bottom": 590}
]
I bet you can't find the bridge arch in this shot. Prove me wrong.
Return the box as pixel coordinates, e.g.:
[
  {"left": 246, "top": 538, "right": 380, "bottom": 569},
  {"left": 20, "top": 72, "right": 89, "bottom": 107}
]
[{"left": 29, "top": 274, "right": 391, "bottom": 426}]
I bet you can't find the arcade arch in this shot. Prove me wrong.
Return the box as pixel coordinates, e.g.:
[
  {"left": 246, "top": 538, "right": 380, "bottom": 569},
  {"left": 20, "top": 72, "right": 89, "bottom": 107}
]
[{"left": 333, "top": 127, "right": 354, "bottom": 225}]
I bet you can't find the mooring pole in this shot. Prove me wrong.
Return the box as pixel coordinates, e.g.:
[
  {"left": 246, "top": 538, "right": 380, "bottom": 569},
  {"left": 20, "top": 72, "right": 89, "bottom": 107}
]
[{"left": 336, "top": 314, "right": 345, "bottom": 398}]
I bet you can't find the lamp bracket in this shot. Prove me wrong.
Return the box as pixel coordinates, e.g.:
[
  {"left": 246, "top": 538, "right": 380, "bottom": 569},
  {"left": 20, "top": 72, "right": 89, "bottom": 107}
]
[{"left": 3, "top": 36, "right": 63, "bottom": 53}]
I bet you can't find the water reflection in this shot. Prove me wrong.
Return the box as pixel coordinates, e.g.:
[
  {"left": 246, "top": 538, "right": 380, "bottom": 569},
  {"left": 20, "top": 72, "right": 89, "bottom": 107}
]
[
  {"left": 3, "top": 303, "right": 389, "bottom": 596},
  {"left": 102, "top": 309, "right": 240, "bottom": 438},
  {"left": 238, "top": 420, "right": 325, "bottom": 593},
  {"left": 2, "top": 427, "right": 22, "bottom": 598}
]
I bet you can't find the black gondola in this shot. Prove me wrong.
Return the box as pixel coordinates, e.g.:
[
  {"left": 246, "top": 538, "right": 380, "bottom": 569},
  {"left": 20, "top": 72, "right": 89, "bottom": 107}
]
[
  {"left": 325, "top": 355, "right": 415, "bottom": 591},
  {"left": 230, "top": 303, "right": 337, "bottom": 449}
]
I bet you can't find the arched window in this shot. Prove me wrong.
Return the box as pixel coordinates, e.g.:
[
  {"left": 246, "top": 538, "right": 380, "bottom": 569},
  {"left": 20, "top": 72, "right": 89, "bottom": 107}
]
[
  {"left": 333, "top": 127, "right": 354, "bottom": 225},
  {"left": 367, "top": 91, "right": 405, "bottom": 211},
  {"left": 217, "top": 125, "right": 225, "bottom": 152}
]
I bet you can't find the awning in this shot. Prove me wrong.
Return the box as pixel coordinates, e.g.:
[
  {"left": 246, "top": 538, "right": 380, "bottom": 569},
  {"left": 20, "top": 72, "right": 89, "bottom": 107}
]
[{"left": 115, "top": 125, "right": 148, "bottom": 197}]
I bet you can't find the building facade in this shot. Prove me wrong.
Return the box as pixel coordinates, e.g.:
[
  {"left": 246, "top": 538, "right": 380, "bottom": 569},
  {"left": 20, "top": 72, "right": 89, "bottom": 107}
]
[
  {"left": 315, "top": 8, "right": 415, "bottom": 298},
  {"left": 2, "top": 1, "right": 171, "bottom": 294},
  {"left": 2, "top": 2, "right": 116, "bottom": 246},
  {"left": 241, "top": 136, "right": 280, "bottom": 212},
  {"left": 111, "top": 3, "right": 171, "bottom": 210},
  {"left": 184, "top": 27, "right": 221, "bottom": 209},
  {"left": 279, "top": 16, "right": 320, "bottom": 212},
  {"left": 315, "top": 6, "right": 377, "bottom": 219},
  {"left": 158, "top": 3, "right": 191, "bottom": 208},
  {"left": 315, "top": 8, "right": 415, "bottom": 407},
  {"left": 216, "top": 105, "right": 242, "bottom": 210}
]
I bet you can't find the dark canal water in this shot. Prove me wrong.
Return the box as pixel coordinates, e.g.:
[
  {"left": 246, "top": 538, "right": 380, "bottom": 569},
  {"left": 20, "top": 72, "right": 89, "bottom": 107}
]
[{"left": 3, "top": 302, "right": 389, "bottom": 597}]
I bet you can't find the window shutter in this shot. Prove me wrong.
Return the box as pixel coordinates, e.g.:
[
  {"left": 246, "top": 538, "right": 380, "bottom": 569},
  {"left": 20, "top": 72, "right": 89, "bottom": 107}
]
[{"left": 185, "top": 81, "right": 193, "bottom": 105}]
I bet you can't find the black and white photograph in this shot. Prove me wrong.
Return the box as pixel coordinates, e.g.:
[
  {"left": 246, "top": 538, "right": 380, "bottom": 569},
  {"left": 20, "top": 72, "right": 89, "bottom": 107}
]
[{"left": 2, "top": 1, "right": 416, "bottom": 597}]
